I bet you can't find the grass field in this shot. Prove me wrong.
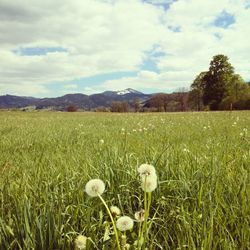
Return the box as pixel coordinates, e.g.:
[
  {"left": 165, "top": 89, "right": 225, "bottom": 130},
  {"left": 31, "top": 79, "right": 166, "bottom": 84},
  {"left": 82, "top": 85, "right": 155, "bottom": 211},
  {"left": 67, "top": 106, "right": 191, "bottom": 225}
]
[{"left": 0, "top": 111, "right": 249, "bottom": 250}]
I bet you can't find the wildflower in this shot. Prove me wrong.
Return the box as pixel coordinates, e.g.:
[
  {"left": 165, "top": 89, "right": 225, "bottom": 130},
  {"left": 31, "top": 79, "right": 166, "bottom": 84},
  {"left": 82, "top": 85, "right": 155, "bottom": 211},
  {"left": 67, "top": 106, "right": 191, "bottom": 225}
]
[
  {"left": 134, "top": 209, "right": 145, "bottom": 222},
  {"left": 110, "top": 206, "right": 121, "bottom": 217},
  {"left": 141, "top": 175, "right": 157, "bottom": 192},
  {"left": 116, "top": 216, "right": 134, "bottom": 231},
  {"left": 125, "top": 243, "right": 130, "bottom": 249},
  {"left": 75, "top": 235, "right": 87, "bottom": 249},
  {"left": 138, "top": 164, "right": 156, "bottom": 178},
  {"left": 85, "top": 179, "right": 105, "bottom": 197}
]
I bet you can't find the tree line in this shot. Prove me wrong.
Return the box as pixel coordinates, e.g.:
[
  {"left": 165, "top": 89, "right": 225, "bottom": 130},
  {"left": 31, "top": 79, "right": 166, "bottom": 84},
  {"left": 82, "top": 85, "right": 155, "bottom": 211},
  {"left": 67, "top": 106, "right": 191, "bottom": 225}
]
[{"left": 67, "top": 54, "right": 250, "bottom": 112}]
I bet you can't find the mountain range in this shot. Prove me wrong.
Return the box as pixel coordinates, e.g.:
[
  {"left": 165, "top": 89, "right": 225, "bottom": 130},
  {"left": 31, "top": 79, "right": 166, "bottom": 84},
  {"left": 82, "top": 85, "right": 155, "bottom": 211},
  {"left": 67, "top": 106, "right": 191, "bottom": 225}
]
[{"left": 0, "top": 88, "right": 152, "bottom": 110}]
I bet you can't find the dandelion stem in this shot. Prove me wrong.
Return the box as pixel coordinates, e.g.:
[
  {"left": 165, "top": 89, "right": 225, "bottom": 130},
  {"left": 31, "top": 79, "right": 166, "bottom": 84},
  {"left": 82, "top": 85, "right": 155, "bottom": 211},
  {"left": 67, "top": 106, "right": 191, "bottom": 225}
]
[
  {"left": 140, "top": 189, "right": 152, "bottom": 249},
  {"left": 144, "top": 188, "right": 148, "bottom": 235},
  {"left": 145, "top": 192, "right": 152, "bottom": 242},
  {"left": 137, "top": 221, "right": 143, "bottom": 250},
  {"left": 138, "top": 177, "right": 149, "bottom": 250},
  {"left": 98, "top": 194, "right": 121, "bottom": 250}
]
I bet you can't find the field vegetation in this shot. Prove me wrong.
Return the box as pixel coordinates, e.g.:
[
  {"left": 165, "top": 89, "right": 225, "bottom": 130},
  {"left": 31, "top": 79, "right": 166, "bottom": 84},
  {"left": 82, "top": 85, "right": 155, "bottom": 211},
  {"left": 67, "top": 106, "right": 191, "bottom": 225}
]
[{"left": 0, "top": 111, "right": 249, "bottom": 249}]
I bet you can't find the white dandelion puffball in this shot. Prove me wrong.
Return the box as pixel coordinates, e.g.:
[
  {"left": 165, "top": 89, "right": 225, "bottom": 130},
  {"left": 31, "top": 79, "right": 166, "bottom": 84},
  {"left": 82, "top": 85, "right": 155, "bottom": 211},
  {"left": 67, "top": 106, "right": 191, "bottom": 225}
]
[
  {"left": 110, "top": 206, "right": 121, "bottom": 217},
  {"left": 134, "top": 209, "right": 145, "bottom": 222},
  {"left": 116, "top": 216, "right": 134, "bottom": 231},
  {"left": 138, "top": 164, "right": 156, "bottom": 178},
  {"left": 85, "top": 179, "right": 105, "bottom": 197},
  {"left": 141, "top": 175, "right": 157, "bottom": 192},
  {"left": 75, "top": 235, "right": 87, "bottom": 249}
]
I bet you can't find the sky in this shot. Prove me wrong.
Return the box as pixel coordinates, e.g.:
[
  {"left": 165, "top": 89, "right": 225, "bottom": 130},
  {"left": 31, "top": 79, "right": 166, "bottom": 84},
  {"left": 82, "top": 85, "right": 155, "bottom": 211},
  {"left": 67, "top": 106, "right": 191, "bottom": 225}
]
[{"left": 0, "top": 0, "right": 250, "bottom": 97}]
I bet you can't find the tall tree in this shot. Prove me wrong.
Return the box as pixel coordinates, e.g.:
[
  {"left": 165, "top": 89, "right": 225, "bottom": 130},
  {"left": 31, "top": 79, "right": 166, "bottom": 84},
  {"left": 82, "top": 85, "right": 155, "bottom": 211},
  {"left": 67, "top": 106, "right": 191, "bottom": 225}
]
[
  {"left": 188, "top": 72, "right": 207, "bottom": 111},
  {"left": 203, "top": 55, "right": 234, "bottom": 110}
]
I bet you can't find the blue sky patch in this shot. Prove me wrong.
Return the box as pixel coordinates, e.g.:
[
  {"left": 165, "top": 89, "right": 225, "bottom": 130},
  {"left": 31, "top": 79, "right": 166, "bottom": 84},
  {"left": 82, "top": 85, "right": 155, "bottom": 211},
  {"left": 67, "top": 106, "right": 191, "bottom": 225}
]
[
  {"left": 13, "top": 47, "right": 68, "bottom": 56},
  {"left": 141, "top": 58, "right": 159, "bottom": 72},
  {"left": 47, "top": 71, "right": 138, "bottom": 96},
  {"left": 214, "top": 11, "right": 235, "bottom": 28},
  {"left": 71, "top": 71, "right": 137, "bottom": 86},
  {"left": 168, "top": 25, "right": 181, "bottom": 32},
  {"left": 141, "top": 45, "right": 166, "bottom": 72},
  {"left": 143, "top": 0, "right": 175, "bottom": 10}
]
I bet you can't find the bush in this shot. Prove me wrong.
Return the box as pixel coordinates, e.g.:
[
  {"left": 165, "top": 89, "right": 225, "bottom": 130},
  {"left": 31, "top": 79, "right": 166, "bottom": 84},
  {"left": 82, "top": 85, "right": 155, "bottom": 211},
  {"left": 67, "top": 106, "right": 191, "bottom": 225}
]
[{"left": 66, "top": 106, "right": 77, "bottom": 112}]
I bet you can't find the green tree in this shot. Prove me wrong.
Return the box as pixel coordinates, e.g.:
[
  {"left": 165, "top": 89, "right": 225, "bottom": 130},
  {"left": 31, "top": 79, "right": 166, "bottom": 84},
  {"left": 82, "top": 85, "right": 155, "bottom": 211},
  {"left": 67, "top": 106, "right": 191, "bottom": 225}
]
[
  {"left": 230, "top": 74, "right": 248, "bottom": 101},
  {"left": 203, "top": 54, "right": 234, "bottom": 110},
  {"left": 219, "top": 74, "right": 248, "bottom": 109},
  {"left": 188, "top": 72, "right": 207, "bottom": 111}
]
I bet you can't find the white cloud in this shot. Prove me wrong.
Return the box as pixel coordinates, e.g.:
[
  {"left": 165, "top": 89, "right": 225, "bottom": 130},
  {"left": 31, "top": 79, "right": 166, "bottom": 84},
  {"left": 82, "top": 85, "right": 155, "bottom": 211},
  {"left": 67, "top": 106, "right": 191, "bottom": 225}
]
[
  {"left": 0, "top": 0, "right": 164, "bottom": 92},
  {"left": 0, "top": 83, "right": 49, "bottom": 97},
  {"left": 0, "top": 0, "right": 249, "bottom": 96},
  {"left": 99, "top": 70, "right": 192, "bottom": 93}
]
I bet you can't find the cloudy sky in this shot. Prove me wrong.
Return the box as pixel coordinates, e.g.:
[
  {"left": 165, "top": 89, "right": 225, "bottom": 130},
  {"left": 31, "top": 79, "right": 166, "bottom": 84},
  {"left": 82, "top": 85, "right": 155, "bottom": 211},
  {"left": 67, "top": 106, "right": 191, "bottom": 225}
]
[{"left": 0, "top": 0, "right": 249, "bottom": 97}]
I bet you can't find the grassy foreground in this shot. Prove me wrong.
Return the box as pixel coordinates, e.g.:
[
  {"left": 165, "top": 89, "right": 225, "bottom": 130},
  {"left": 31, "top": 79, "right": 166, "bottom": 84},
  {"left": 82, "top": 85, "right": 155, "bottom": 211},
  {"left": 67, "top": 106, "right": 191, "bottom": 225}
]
[{"left": 0, "top": 111, "right": 249, "bottom": 250}]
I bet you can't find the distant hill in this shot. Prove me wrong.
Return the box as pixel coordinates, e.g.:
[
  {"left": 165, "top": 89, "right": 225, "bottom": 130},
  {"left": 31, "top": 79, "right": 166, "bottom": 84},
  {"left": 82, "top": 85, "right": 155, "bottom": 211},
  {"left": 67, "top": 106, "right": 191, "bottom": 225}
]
[
  {"left": 0, "top": 88, "right": 152, "bottom": 110},
  {"left": 0, "top": 95, "right": 39, "bottom": 108}
]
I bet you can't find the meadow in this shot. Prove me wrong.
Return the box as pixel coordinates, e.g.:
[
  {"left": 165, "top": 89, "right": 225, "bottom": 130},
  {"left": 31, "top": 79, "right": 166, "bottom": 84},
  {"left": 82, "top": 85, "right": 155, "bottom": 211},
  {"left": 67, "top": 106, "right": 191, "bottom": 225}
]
[{"left": 0, "top": 111, "right": 249, "bottom": 250}]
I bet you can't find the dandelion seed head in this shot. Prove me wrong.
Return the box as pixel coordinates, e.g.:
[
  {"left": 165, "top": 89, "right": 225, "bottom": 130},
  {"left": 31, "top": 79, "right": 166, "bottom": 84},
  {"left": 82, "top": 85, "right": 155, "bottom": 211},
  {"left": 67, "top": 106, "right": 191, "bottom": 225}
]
[
  {"left": 125, "top": 243, "right": 130, "bottom": 249},
  {"left": 134, "top": 209, "right": 145, "bottom": 222},
  {"left": 85, "top": 179, "right": 105, "bottom": 197},
  {"left": 141, "top": 175, "right": 157, "bottom": 192},
  {"left": 116, "top": 216, "right": 134, "bottom": 231},
  {"left": 75, "top": 235, "right": 87, "bottom": 249},
  {"left": 138, "top": 164, "right": 156, "bottom": 178},
  {"left": 110, "top": 206, "right": 121, "bottom": 217}
]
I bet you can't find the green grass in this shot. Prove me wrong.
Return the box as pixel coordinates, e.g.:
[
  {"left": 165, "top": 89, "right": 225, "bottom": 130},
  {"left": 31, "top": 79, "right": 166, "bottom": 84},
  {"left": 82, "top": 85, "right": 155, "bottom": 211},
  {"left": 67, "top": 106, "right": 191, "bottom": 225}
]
[{"left": 0, "top": 111, "right": 249, "bottom": 249}]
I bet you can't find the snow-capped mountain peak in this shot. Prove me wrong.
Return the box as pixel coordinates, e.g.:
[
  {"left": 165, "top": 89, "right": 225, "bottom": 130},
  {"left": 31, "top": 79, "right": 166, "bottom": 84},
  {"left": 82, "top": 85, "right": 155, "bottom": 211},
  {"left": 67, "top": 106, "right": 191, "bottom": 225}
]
[{"left": 116, "top": 88, "right": 142, "bottom": 95}]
